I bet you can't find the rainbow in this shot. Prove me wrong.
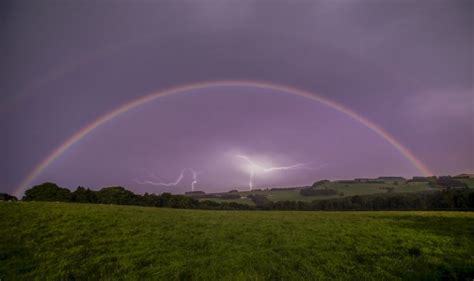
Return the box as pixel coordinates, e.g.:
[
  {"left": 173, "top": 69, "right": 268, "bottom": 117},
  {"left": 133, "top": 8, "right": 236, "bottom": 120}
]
[{"left": 13, "top": 80, "right": 433, "bottom": 197}]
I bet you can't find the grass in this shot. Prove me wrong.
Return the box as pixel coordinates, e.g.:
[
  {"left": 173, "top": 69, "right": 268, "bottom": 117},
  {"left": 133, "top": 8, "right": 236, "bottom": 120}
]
[{"left": 1, "top": 202, "right": 473, "bottom": 280}]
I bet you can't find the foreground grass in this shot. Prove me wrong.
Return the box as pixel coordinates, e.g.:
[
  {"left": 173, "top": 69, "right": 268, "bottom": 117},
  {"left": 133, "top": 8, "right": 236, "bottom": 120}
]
[{"left": 1, "top": 202, "right": 473, "bottom": 280}]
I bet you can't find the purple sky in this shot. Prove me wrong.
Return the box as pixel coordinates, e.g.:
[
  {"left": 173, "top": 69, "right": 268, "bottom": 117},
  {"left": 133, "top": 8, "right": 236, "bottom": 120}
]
[{"left": 1, "top": 0, "right": 472, "bottom": 195}]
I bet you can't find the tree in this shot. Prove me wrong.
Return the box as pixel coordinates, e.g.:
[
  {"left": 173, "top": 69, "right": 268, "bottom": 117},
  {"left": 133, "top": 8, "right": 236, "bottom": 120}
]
[
  {"left": 0, "top": 193, "right": 17, "bottom": 201},
  {"left": 23, "top": 182, "right": 72, "bottom": 202},
  {"left": 20, "top": 181, "right": 474, "bottom": 211},
  {"left": 72, "top": 187, "right": 97, "bottom": 203},
  {"left": 247, "top": 194, "right": 272, "bottom": 208},
  {"left": 96, "top": 186, "right": 140, "bottom": 205}
]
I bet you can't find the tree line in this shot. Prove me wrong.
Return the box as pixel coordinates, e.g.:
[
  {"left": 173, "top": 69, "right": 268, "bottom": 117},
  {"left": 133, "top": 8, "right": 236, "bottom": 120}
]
[
  {"left": 12, "top": 182, "right": 474, "bottom": 211},
  {"left": 21, "top": 182, "right": 253, "bottom": 210}
]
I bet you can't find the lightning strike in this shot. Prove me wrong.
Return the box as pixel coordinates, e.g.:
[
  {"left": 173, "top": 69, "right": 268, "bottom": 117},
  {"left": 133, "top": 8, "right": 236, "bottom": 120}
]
[
  {"left": 135, "top": 169, "right": 185, "bottom": 186},
  {"left": 236, "top": 154, "right": 312, "bottom": 190},
  {"left": 190, "top": 169, "right": 201, "bottom": 191}
]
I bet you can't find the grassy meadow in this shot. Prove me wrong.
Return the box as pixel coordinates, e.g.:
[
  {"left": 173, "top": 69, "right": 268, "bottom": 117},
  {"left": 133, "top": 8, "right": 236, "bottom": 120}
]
[
  {"left": 1, "top": 202, "right": 473, "bottom": 280},
  {"left": 198, "top": 181, "right": 438, "bottom": 205}
]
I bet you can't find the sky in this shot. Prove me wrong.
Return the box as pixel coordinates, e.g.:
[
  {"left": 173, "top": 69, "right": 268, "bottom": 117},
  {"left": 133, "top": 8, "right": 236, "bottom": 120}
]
[{"left": 1, "top": 0, "right": 472, "bottom": 196}]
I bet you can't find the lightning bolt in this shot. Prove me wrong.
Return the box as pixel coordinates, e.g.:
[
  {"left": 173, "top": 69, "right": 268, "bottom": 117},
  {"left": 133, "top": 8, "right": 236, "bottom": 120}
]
[
  {"left": 190, "top": 169, "right": 201, "bottom": 191},
  {"left": 263, "top": 163, "right": 307, "bottom": 172},
  {"left": 236, "top": 154, "right": 307, "bottom": 172},
  {"left": 236, "top": 154, "right": 324, "bottom": 190},
  {"left": 135, "top": 169, "right": 185, "bottom": 187},
  {"left": 236, "top": 155, "right": 260, "bottom": 190}
]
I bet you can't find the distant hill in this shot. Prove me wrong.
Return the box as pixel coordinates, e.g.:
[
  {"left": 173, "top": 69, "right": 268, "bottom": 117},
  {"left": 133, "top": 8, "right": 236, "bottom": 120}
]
[
  {"left": 193, "top": 175, "right": 474, "bottom": 205},
  {"left": 13, "top": 174, "right": 474, "bottom": 210},
  {"left": 455, "top": 173, "right": 474, "bottom": 178}
]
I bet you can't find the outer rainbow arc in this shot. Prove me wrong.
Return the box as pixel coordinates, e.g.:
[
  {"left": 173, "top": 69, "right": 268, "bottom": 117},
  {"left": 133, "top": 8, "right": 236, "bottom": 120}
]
[{"left": 13, "top": 80, "right": 433, "bottom": 197}]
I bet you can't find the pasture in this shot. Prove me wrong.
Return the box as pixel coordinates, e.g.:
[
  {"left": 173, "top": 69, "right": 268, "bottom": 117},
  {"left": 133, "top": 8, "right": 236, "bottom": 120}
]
[
  {"left": 1, "top": 202, "right": 473, "bottom": 280},
  {"left": 198, "top": 181, "right": 436, "bottom": 205}
]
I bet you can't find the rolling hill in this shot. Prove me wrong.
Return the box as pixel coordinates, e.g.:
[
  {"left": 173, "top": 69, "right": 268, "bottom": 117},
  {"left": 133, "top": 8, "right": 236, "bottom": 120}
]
[{"left": 189, "top": 176, "right": 474, "bottom": 206}]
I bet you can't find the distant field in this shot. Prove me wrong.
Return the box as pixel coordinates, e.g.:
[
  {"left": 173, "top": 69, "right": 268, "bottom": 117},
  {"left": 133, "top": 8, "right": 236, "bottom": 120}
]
[
  {"left": 1, "top": 202, "right": 473, "bottom": 280},
  {"left": 201, "top": 197, "right": 256, "bottom": 205},
  {"left": 459, "top": 177, "right": 474, "bottom": 188},
  {"left": 199, "top": 181, "right": 438, "bottom": 204}
]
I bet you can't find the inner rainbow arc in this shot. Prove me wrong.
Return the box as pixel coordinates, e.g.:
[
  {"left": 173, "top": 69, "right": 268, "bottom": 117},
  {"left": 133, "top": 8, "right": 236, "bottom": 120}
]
[{"left": 13, "top": 80, "right": 433, "bottom": 197}]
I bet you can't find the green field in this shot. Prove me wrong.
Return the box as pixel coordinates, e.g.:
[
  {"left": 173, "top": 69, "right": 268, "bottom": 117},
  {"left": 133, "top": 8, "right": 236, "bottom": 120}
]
[
  {"left": 199, "top": 181, "right": 437, "bottom": 205},
  {"left": 1, "top": 202, "right": 473, "bottom": 280}
]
